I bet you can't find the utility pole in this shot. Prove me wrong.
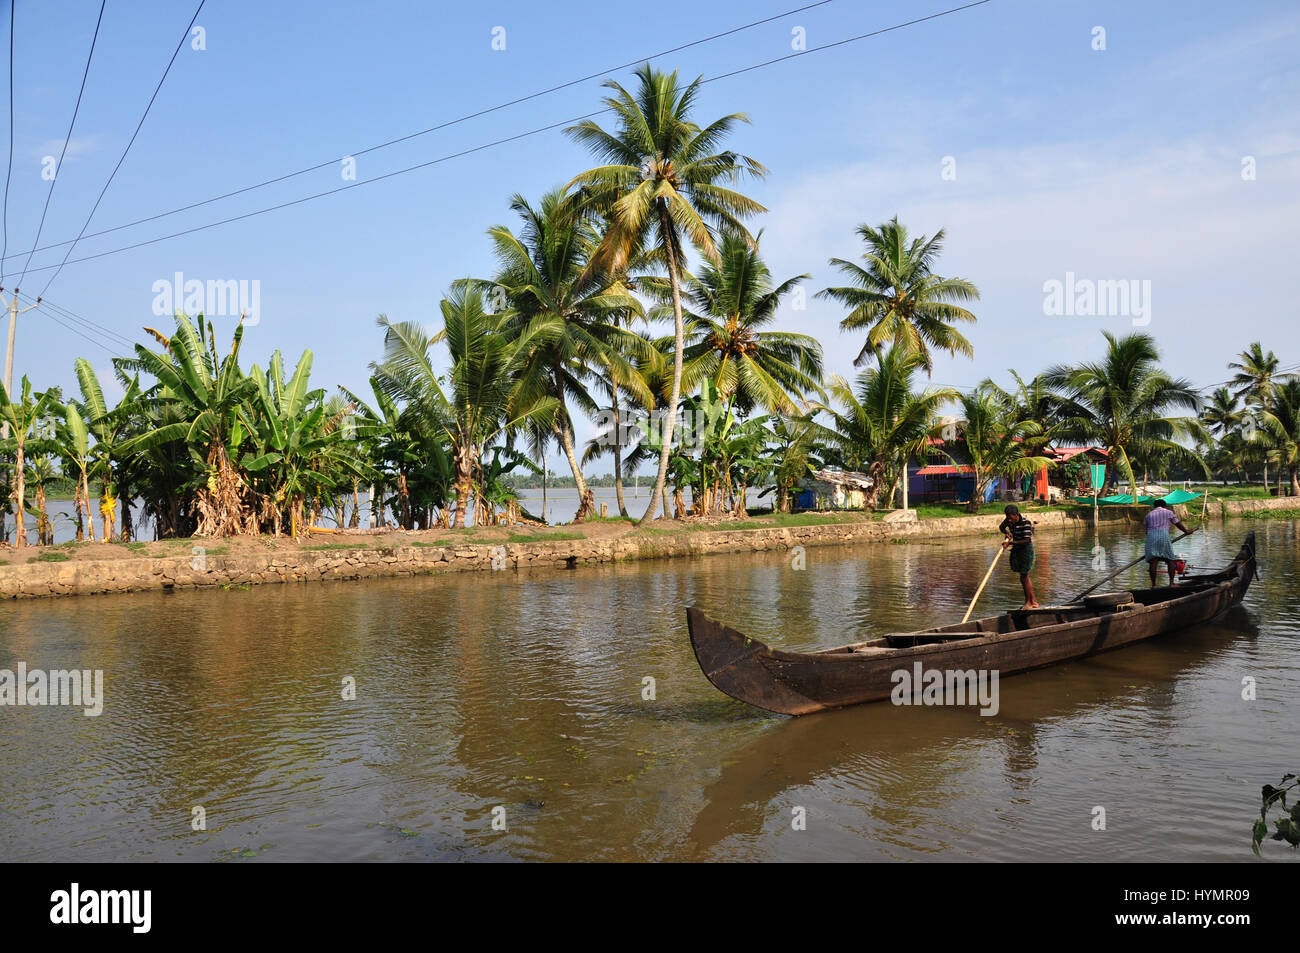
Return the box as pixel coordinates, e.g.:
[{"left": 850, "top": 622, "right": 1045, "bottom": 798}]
[{"left": 0, "top": 287, "right": 42, "bottom": 439}]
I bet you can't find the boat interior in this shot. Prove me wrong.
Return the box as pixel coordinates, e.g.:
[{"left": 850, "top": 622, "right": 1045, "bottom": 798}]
[{"left": 826, "top": 569, "right": 1238, "bottom": 653}]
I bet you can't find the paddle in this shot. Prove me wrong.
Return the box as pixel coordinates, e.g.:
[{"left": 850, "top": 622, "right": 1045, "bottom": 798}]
[
  {"left": 1068, "top": 527, "right": 1197, "bottom": 604},
  {"left": 961, "top": 544, "right": 1006, "bottom": 623}
]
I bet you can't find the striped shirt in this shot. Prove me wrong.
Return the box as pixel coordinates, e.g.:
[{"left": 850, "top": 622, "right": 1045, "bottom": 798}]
[
  {"left": 1145, "top": 507, "right": 1176, "bottom": 531},
  {"left": 999, "top": 516, "right": 1034, "bottom": 543}
]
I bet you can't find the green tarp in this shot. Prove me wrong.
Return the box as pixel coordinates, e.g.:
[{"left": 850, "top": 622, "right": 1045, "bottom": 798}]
[{"left": 1070, "top": 490, "right": 1207, "bottom": 506}]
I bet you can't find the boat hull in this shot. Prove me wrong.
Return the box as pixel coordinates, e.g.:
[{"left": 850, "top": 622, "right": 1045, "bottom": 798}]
[{"left": 687, "top": 533, "right": 1257, "bottom": 715}]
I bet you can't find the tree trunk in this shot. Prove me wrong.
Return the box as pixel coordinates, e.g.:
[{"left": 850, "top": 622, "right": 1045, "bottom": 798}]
[
  {"left": 36, "top": 486, "right": 51, "bottom": 546},
  {"left": 397, "top": 472, "right": 411, "bottom": 529},
  {"left": 10, "top": 441, "right": 25, "bottom": 548},
  {"left": 1290, "top": 465, "right": 1299, "bottom": 498},
  {"left": 639, "top": 204, "right": 684, "bottom": 526},
  {"left": 350, "top": 482, "right": 361, "bottom": 528},
  {"left": 966, "top": 468, "right": 984, "bottom": 514},
  {"left": 556, "top": 413, "right": 594, "bottom": 523},
  {"left": 612, "top": 385, "right": 628, "bottom": 518},
  {"left": 194, "top": 443, "right": 254, "bottom": 537},
  {"left": 451, "top": 448, "right": 473, "bottom": 529},
  {"left": 120, "top": 483, "right": 133, "bottom": 541},
  {"left": 74, "top": 471, "right": 86, "bottom": 542}
]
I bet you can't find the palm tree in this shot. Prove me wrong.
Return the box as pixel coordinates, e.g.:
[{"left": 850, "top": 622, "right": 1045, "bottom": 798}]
[
  {"left": 1202, "top": 386, "right": 1245, "bottom": 437},
  {"left": 766, "top": 413, "right": 825, "bottom": 513},
  {"left": 582, "top": 396, "right": 655, "bottom": 518},
  {"left": 812, "top": 346, "right": 957, "bottom": 510},
  {"left": 566, "top": 63, "right": 766, "bottom": 525},
  {"left": 1045, "top": 331, "right": 1208, "bottom": 502},
  {"left": 816, "top": 217, "right": 979, "bottom": 372},
  {"left": 1258, "top": 378, "right": 1300, "bottom": 497},
  {"left": 673, "top": 231, "right": 822, "bottom": 416},
  {"left": 372, "top": 288, "right": 557, "bottom": 528},
  {"left": 1228, "top": 343, "right": 1293, "bottom": 493},
  {"left": 951, "top": 391, "right": 1053, "bottom": 513},
  {"left": 0, "top": 375, "right": 57, "bottom": 548},
  {"left": 478, "top": 188, "right": 651, "bottom": 521}
]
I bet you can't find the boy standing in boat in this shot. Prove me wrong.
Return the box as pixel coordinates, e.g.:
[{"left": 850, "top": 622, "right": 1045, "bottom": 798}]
[{"left": 999, "top": 504, "right": 1039, "bottom": 609}]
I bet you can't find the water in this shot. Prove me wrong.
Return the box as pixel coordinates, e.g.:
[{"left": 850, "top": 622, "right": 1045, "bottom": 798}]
[{"left": 1, "top": 520, "right": 1296, "bottom": 862}]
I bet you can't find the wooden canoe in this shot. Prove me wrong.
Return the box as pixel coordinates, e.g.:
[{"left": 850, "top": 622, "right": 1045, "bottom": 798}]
[{"left": 687, "top": 532, "right": 1258, "bottom": 716}]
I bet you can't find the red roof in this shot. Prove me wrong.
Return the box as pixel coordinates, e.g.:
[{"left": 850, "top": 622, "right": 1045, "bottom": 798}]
[{"left": 916, "top": 465, "right": 975, "bottom": 476}]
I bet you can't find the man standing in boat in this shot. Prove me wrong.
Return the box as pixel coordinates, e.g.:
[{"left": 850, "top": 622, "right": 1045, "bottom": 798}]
[
  {"left": 1145, "top": 499, "right": 1189, "bottom": 587},
  {"left": 999, "top": 504, "right": 1039, "bottom": 609}
]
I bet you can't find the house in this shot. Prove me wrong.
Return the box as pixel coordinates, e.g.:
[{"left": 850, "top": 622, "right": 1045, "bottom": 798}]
[
  {"left": 1034, "top": 446, "right": 1109, "bottom": 501},
  {"left": 794, "top": 469, "right": 874, "bottom": 511},
  {"left": 906, "top": 438, "right": 1109, "bottom": 505}
]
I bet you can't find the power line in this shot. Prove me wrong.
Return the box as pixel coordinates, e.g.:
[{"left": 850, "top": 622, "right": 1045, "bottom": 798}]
[
  {"left": 17, "top": 0, "right": 107, "bottom": 287},
  {"left": 15, "top": 0, "right": 995, "bottom": 279},
  {"left": 1, "top": 0, "right": 15, "bottom": 287},
  {"left": 20, "top": 289, "right": 134, "bottom": 349},
  {"left": 14, "top": 290, "right": 125, "bottom": 357},
  {"left": 38, "top": 0, "right": 206, "bottom": 298},
  {"left": 1, "top": 0, "right": 840, "bottom": 267}
]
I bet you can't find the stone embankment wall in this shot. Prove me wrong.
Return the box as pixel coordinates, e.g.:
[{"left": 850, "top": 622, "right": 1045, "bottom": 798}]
[{"left": 0, "top": 507, "right": 1149, "bottom": 600}]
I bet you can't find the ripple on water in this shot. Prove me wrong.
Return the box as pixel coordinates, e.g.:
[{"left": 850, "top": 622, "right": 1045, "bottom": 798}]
[{"left": 0, "top": 520, "right": 1296, "bottom": 861}]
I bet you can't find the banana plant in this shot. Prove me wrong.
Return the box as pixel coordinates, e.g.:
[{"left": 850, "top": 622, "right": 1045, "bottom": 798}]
[
  {"left": 54, "top": 403, "right": 95, "bottom": 541},
  {"left": 120, "top": 315, "right": 260, "bottom": 537},
  {"left": 73, "top": 359, "right": 142, "bottom": 541},
  {"left": 0, "top": 376, "right": 58, "bottom": 548}
]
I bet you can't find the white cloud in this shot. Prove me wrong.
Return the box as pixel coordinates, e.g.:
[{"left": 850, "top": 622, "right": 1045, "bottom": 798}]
[{"left": 757, "top": 127, "right": 1300, "bottom": 392}]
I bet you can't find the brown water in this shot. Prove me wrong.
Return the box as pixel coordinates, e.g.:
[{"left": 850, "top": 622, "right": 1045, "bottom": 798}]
[{"left": 2, "top": 521, "right": 1297, "bottom": 862}]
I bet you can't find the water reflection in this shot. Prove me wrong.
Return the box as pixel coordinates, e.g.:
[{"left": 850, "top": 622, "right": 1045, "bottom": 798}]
[{"left": 0, "top": 521, "right": 1294, "bottom": 862}]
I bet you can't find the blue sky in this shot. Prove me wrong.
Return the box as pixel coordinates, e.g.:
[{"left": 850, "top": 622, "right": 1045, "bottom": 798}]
[{"left": 2, "top": 0, "right": 1298, "bottom": 468}]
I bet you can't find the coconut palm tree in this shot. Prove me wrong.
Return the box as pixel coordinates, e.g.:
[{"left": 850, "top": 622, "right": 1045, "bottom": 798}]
[
  {"left": 477, "top": 188, "right": 652, "bottom": 521},
  {"left": 816, "top": 217, "right": 979, "bottom": 372},
  {"left": 948, "top": 391, "right": 1053, "bottom": 513},
  {"left": 980, "top": 371, "right": 1067, "bottom": 457},
  {"left": 1202, "top": 386, "right": 1245, "bottom": 437},
  {"left": 566, "top": 63, "right": 766, "bottom": 525},
  {"left": 671, "top": 231, "right": 821, "bottom": 416},
  {"left": 371, "top": 288, "right": 558, "bottom": 528},
  {"left": 811, "top": 345, "right": 957, "bottom": 510},
  {"left": 1228, "top": 343, "right": 1297, "bottom": 493},
  {"left": 1258, "top": 378, "right": 1300, "bottom": 497},
  {"left": 0, "top": 375, "right": 58, "bottom": 548},
  {"left": 1045, "top": 331, "right": 1208, "bottom": 502}
]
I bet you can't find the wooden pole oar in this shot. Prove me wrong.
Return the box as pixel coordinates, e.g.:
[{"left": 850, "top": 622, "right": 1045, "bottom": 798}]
[
  {"left": 962, "top": 545, "right": 1005, "bottom": 623},
  {"left": 1069, "top": 528, "right": 1196, "bottom": 603}
]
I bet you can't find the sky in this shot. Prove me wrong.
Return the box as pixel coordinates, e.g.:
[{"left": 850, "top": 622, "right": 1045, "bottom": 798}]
[{"left": 1, "top": 0, "right": 1297, "bottom": 470}]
